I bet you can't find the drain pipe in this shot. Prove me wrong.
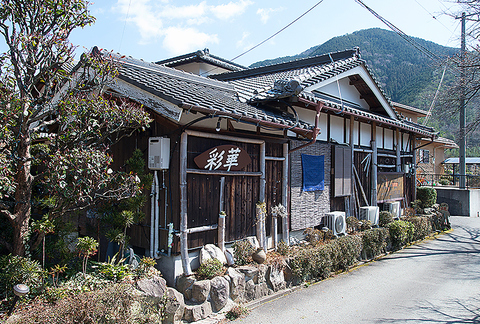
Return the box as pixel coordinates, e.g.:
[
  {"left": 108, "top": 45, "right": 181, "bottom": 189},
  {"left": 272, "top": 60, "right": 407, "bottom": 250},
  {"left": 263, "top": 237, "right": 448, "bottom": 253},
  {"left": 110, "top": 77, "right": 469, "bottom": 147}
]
[
  {"left": 150, "top": 171, "right": 157, "bottom": 258},
  {"left": 289, "top": 102, "right": 323, "bottom": 153},
  {"left": 154, "top": 171, "right": 160, "bottom": 259}
]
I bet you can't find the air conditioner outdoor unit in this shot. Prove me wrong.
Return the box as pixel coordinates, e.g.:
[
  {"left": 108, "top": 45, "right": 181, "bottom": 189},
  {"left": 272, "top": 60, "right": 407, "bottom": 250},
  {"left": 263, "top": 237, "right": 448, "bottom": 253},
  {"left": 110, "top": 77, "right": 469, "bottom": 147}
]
[
  {"left": 148, "top": 137, "right": 170, "bottom": 170},
  {"left": 359, "top": 206, "right": 379, "bottom": 226},
  {"left": 384, "top": 201, "right": 401, "bottom": 219},
  {"left": 324, "top": 212, "right": 346, "bottom": 236}
]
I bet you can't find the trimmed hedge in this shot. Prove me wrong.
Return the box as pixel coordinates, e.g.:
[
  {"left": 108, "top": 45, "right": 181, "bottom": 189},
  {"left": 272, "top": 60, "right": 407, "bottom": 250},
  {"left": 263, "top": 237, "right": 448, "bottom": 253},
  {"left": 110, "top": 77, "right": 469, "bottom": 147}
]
[
  {"left": 387, "top": 220, "right": 414, "bottom": 250},
  {"left": 406, "top": 216, "right": 433, "bottom": 241},
  {"left": 361, "top": 228, "right": 389, "bottom": 260}
]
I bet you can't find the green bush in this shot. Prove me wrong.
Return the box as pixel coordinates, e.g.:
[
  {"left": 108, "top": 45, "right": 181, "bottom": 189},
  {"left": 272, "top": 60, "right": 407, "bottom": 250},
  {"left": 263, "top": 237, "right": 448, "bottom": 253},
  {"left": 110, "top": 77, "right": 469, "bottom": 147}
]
[
  {"left": 0, "top": 255, "right": 44, "bottom": 300},
  {"left": 346, "top": 216, "right": 360, "bottom": 233},
  {"left": 406, "top": 216, "right": 433, "bottom": 241},
  {"left": 361, "top": 228, "right": 389, "bottom": 259},
  {"left": 196, "top": 259, "right": 225, "bottom": 280},
  {"left": 329, "top": 235, "right": 363, "bottom": 271},
  {"left": 438, "top": 179, "right": 450, "bottom": 185},
  {"left": 387, "top": 220, "right": 414, "bottom": 250},
  {"left": 379, "top": 211, "right": 394, "bottom": 227},
  {"left": 416, "top": 187, "right": 437, "bottom": 209},
  {"left": 232, "top": 240, "right": 254, "bottom": 266},
  {"left": 289, "top": 245, "right": 332, "bottom": 282}
]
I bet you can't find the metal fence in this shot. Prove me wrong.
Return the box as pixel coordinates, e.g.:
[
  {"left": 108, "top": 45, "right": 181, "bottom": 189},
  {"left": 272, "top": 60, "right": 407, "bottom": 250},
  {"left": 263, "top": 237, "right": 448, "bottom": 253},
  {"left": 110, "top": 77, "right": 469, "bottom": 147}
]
[{"left": 416, "top": 173, "right": 480, "bottom": 188}]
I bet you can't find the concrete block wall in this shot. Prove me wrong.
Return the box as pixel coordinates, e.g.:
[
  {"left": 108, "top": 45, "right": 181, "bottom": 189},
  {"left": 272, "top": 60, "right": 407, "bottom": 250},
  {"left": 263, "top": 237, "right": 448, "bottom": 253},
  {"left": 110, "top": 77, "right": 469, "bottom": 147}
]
[{"left": 289, "top": 140, "right": 331, "bottom": 231}]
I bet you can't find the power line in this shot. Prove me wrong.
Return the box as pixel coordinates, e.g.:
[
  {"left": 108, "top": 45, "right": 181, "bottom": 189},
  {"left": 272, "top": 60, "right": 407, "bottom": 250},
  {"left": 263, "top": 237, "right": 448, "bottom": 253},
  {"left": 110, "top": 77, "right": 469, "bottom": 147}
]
[
  {"left": 230, "top": 0, "right": 325, "bottom": 62},
  {"left": 118, "top": 0, "right": 132, "bottom": 52},
  {"left": 200, "top": 0, "right": 325, "bottom": 76}
]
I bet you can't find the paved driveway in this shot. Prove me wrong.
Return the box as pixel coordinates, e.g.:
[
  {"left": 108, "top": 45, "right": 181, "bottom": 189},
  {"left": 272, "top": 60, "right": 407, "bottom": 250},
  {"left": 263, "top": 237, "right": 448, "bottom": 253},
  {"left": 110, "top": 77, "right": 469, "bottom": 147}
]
[{"left": 236, "top": 216, "right": 480, "bottom": 323}]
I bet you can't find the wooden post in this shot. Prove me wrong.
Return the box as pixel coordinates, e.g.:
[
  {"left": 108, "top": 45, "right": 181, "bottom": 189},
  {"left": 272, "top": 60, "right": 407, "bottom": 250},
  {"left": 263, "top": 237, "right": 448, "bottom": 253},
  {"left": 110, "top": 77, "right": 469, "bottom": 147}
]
[
  {"left": 180, "top": 132, "right": 192, "bottom": 275},
  {"left": 218, "top": 177, "right": 226, "bottom": 252},
  {"left": 396, "top": 129, "right": 402, "bottom": 173},
  {"left": 272, "top": 214, "right": 278, "bottom": 250},
  {"left": 260, "top": 142, "right": 266, "bottom": 250},
  {"left": 350, "top": 115, "right": 355, "bottom": 216},
  {"left": 371, "top": 136, "right": 378, "bottom": 207},
  {"left": 282, "top": 142, "right": 290, "bottom": 245}
]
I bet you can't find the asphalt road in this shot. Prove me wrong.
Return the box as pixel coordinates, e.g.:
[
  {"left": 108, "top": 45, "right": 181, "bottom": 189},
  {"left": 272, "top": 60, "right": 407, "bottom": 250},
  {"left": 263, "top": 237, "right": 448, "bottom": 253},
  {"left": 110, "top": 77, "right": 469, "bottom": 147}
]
[{"left": 235, "top": 216, "right": 480, "bottom": 324}]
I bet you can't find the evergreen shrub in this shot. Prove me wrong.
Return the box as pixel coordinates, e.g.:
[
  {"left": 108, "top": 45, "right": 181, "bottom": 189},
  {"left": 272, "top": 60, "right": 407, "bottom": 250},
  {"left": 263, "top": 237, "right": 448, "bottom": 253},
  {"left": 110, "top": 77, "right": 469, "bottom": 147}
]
[
  {"left": 387, "top": 220, "right": 414, "bottom": 250},
  {"left": 416, "top": 187, "right": 437, "bottom": 208},
  {"left": 361, "top": 228, "right": 389, "bottom": 259}
]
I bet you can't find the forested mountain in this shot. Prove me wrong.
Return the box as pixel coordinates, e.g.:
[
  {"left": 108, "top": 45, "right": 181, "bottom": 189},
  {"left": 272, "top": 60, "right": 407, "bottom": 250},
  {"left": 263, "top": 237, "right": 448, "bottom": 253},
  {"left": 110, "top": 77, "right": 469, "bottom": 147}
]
[{"left": 251, "top": 28, "right": 480, "bottom": 153}]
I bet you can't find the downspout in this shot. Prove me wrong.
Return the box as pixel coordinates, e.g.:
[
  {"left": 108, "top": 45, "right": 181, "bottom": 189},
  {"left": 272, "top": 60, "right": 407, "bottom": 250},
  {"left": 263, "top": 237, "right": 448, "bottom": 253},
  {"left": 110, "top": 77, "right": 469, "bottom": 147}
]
[
  {"left": 154, "top": 171, "right": 160, "bottom": 259},
  {"left": 289, "top": 102, "right": 323, "bottom": 154},
  {"left": 150, "top": 171, "right": 157, "bottom": 258}
]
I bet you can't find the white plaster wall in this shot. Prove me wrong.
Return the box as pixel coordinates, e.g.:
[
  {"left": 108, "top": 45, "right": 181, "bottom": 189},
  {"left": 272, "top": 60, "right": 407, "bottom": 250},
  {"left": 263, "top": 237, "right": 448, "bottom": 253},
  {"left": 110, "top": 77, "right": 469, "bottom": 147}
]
[
  {"left": 354, "top": 121, "right": 359, "bottom": 146},
  {"left": 385, "top": 128, "right": 394, "bottom": 150},
  {"left": 360, "top": 122, "right": 372, "bottom": 147},
  {"left": 330, "top": 115, "right": 345, "bottom": 143},
  {"left": 376, "top": 126, "right": 384, "bottom": 149},
  {"left": 403, "top": 133, "right": 410, "bottom": 151},
  {"left": 316, "top": 78, "right": 369, "bottom": 110}
]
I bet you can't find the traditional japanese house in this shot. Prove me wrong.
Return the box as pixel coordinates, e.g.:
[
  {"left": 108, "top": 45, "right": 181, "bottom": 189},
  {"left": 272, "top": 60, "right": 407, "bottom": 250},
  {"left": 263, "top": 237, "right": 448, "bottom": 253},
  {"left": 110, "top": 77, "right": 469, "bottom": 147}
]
[{"left": 91, "top": 47, "right": 436, "bottom": 285}]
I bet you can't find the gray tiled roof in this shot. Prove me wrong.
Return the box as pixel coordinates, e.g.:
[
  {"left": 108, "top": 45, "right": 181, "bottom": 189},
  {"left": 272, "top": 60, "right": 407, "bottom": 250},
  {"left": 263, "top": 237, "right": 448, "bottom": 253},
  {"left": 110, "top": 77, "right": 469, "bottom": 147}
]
[
  {"left": 103, "top": 48, "right": 435, "bottom": 137},
  {"left": 105, "top": 52, "right": 309, "bottom": 130}
]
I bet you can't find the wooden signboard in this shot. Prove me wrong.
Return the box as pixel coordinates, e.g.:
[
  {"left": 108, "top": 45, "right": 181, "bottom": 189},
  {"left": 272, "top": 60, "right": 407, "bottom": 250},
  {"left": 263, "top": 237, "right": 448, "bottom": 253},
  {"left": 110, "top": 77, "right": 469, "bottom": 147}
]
[
  {"left": 194, "top": 145, "right": 251, "bottom": 171},
  {"left": 377, "top": 172, "right": 404, "bottom": 202}
]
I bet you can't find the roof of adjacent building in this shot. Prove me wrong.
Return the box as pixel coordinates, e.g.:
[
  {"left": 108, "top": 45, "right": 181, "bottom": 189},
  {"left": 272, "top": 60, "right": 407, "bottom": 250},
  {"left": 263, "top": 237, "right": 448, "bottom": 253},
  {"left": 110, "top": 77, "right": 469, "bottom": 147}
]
[
  {"left": 155, "top": 48, "right": 247, "bottom": 74},
  {"left": 98, "top": 47, "right": 436, "bottom": 137},
  {"left": 443, "top": 157, "right": 480, "bottom": 164}
]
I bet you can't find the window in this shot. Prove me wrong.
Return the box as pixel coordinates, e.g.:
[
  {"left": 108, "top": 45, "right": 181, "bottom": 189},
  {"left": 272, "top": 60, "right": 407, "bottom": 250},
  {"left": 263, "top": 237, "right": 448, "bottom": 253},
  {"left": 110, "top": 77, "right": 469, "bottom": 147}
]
[
  {"left": 419, "top": 149, "right": 430, "bottom": 164},
  {"left": 334, "top": 145, "right": 352, "bottom": 197}
]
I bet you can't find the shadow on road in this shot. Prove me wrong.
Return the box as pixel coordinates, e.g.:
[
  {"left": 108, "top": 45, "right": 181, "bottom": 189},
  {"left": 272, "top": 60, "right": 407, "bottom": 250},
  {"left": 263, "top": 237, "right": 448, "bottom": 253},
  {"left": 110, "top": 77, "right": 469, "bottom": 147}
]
[{"left": 375, "top": 297, "right": 480, "bottom": 323}]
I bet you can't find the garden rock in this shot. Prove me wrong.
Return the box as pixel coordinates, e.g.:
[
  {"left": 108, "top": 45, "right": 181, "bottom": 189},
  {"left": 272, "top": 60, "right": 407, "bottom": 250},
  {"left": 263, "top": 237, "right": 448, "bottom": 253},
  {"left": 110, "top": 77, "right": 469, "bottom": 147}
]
[
  {"left": 183, "top": 301, "right": 213, "bottom": 322},
  {"left": 191, "top": 280, "right": 210, "bottom": 303},
  {"left": 267, "top": 266, "right": 286, "bottom": 292},
  {"left": 163, "top": 287, "right": 185, "bottom": 324},
  {"left": 245, "top": 280, "right": 255, "bottom": 302},
  {"left": 254, "top": 265, "right": 267, "bottom": 284},
  {"left": 199, "top": 244, "right": 227, "bottom": 265},
  {"left": 227, "top": 268, "right": 245, "bottom": 303},
  {"left": 237, "top": 265, "right": 258, "bottom": 282},
  {"left": 210, "top": 276, "right": 230, "bottom": 312},
  {"left": 135, "top": 275, "right": 167, "bottom": 298},
  {"left": 176, "top": 275, "right": 195, "bottom": 294},
  {"left": 254, "top": 282, "right": 269, "bottom": 299}
]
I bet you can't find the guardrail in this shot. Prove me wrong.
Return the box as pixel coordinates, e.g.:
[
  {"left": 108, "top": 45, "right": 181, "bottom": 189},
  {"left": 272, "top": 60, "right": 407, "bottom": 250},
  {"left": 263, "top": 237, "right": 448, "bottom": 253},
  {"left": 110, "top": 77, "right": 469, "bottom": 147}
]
[{"left": 416, "top": 173, "right": 480, "bottom": 188}]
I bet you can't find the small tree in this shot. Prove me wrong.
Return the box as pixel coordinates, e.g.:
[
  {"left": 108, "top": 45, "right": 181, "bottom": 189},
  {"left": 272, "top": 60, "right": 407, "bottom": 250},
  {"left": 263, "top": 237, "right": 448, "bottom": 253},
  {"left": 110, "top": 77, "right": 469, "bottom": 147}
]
[
  {"left": 0, "top": 0, "right": 151, "bottom": 256},
  {"left": 76, "top": 236, "right": 98, "bottom": 275}
]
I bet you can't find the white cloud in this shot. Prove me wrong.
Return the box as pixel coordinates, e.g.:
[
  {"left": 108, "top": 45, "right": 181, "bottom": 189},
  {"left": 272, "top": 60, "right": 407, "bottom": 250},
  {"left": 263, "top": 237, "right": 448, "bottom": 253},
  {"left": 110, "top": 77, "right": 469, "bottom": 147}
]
[
  {"left": 210, "top": 0, "right": 253, "bottom": 20},
  {"left": 162, "top": 27, "right": 219, "bottom": 55},
  {"left": 256, "top": 7, "right": 283, "bottom": 24},
  {"left": 112, "top": 0, "right": 251, "bottom": 54},
  {"left": 236, "top": 31, "right": 252, "bottom": 50}
]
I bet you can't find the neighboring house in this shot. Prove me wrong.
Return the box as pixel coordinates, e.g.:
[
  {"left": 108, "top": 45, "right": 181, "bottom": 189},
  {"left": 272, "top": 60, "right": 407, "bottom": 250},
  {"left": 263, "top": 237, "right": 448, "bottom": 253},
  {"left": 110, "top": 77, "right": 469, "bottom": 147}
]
[
  {"left": 83, "top": 47, "right": 437, "bottom": 284},
  {"left": 392, "top": 102, "right": 458, "bottom": 176}
]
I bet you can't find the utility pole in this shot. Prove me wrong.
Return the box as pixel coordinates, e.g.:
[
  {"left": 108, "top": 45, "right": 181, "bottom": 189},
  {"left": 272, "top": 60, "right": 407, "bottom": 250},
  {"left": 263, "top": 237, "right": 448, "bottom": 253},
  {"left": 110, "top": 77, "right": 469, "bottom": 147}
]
[{"left": 460, "top": 12, "right": 467, "bottom": 189}]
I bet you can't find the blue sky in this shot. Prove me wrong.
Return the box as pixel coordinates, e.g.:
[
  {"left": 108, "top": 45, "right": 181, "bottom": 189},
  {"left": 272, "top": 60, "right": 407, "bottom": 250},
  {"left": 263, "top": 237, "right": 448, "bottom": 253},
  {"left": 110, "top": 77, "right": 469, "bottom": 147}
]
[{"left": 13, "top": 1, "right": 473, "bottom": 66}]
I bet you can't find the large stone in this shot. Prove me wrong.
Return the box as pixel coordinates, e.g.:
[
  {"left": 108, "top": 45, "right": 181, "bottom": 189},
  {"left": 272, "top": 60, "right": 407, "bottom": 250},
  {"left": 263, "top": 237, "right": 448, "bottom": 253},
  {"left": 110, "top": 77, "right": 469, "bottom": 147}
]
[
  {"left": 227, "top": 268, "right": 245, "bottom": 303},
  {"left": 210, "top": 276, "right": 230, "bottom": 312},
  {"left": 254, "top": 282, "right": 269, "bottom": 299},
  {"left": 135, "top": 275, "right": 167, "bottom": 298},
  {"left": 183, "top": 301, "right": 213, "bottom": 322},
  {"left": 254, "top": 265, "right": 267, "bottom": 284},
  {"left": 176, "top": 275, "right": 196, "bottom": 295},
  {"left": 245, "top": 280, "right": 255, "bottom": 302},
  {"left": 267, "top": 266, "right": 286, "bottom": 292},
  {"left": 191, "top": 280, "right": 210, "bottom": 303},
  {"left": 199, "top": 244, "right": 227, "bottom": 265},
  {"left": 237, "top": 265, "right": 259, "bottom": 282},
  {"left": 163, "top": 287, "right": 185, "bottom": 324}
]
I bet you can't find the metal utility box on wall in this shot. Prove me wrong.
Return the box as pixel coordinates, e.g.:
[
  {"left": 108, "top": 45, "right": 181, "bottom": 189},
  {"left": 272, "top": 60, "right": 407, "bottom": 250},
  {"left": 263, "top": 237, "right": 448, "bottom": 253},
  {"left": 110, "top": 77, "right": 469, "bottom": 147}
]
[{"left": 148, "top": 137, "right": 170, "bottom": 170}]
